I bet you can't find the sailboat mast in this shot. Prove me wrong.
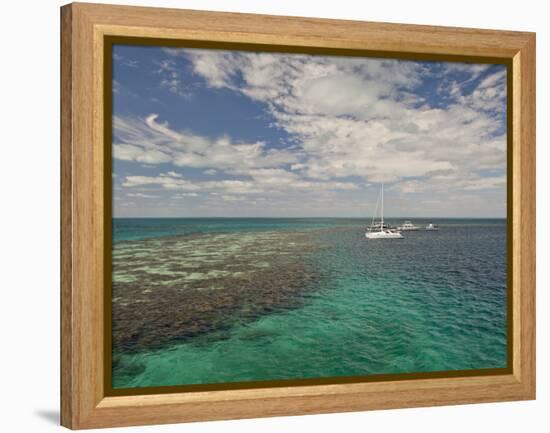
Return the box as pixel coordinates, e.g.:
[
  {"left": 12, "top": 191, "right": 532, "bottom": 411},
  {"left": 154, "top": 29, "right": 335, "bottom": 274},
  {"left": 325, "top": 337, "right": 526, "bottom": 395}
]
[{"left": 381, "top": 183, "right": 384, "bottom": 230}]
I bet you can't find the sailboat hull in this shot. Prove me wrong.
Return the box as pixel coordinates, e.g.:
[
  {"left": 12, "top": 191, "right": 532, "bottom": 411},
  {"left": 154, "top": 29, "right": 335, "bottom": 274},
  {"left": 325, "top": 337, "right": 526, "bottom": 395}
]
[{"left": 365, "top": 231, "right": 403, "bottom": 239}]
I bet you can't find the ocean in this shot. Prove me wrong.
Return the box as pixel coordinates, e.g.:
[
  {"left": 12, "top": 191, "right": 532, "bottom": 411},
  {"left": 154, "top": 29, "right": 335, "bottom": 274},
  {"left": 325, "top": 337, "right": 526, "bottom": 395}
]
[{"left": 111, "top": 218, "right": 507, "bottom": 389}]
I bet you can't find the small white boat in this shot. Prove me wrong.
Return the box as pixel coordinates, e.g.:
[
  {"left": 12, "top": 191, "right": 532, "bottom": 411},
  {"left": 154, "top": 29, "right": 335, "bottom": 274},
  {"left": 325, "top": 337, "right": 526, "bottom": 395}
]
[
  {"left": 425, "top": 223, "right": 440, "bottom": 231},
  {"left": 398, "top": 220, "right": 420, "bottom": 231},
  {"left": 366, "top": 184, "right": 403, "bottom": 239}
]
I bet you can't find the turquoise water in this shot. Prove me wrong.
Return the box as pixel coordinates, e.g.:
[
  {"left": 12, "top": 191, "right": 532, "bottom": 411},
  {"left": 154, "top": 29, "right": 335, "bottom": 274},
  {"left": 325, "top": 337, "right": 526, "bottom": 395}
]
[{"left": 111, "top": 218, "right": 507, "bottom": 388}]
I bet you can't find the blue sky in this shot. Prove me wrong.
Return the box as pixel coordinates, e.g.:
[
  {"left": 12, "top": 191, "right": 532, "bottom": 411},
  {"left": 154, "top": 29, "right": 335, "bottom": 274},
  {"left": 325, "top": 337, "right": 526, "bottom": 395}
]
[{"left": 112, "top": 45, "right": 507, "bottom": 217}]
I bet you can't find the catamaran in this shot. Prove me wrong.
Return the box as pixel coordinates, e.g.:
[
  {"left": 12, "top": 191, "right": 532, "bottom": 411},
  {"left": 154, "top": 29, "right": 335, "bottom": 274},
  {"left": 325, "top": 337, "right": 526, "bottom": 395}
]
[{"left": 366, "top": 184, "right": 403, "bottom": 239}]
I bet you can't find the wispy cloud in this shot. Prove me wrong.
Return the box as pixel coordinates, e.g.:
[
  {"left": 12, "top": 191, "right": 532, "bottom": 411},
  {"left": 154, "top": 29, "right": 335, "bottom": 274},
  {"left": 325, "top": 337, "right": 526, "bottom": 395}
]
[
  {"left": 122, "top": 170, "right": 357, "bottom": 195},
  {"left": 114, "top": 114, "right": 299, "bottom": 171},
  {"left": 154, "top": 59, "right": 191, "bottom": 98},
  {"left": 113, "top": 53, "right": 139, "bottom": 68}
]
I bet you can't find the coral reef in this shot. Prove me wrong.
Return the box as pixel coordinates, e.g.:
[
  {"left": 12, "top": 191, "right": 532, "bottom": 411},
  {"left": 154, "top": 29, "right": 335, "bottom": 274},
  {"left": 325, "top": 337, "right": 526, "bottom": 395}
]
[{"left": 112, "top": 230, "right": 322, "bottom": 352}]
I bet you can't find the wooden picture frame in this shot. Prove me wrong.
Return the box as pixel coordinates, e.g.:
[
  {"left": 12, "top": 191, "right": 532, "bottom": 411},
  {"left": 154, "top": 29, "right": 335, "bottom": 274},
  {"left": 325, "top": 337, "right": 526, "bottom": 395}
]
[{"left": 61, "top": 2, "right": 536, "bottom": 429}]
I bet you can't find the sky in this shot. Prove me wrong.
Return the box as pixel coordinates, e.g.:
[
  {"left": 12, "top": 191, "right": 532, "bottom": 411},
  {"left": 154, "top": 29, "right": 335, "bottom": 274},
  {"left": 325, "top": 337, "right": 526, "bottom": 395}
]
[{"left": 112, "top": 44, "right": 507, "bottom": 218}]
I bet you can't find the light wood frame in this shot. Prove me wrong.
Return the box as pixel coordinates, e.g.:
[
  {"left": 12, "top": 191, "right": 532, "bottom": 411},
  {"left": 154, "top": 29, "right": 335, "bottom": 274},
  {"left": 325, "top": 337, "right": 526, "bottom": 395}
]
[{"left": 61, "top": 2, "right": 536, "bottom": 429}]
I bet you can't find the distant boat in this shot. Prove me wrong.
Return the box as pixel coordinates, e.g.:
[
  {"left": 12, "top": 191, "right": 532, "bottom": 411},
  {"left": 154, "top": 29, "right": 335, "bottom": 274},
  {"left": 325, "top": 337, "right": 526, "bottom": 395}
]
[
  {"left": 366, "top": 184, "right": 403, "bottom": 239},
  {"left": 425, "top": 223, "right": 440, "bottom": 231},
  {"left": 398, "top": 220, "right": 420, "bottom": 231}
]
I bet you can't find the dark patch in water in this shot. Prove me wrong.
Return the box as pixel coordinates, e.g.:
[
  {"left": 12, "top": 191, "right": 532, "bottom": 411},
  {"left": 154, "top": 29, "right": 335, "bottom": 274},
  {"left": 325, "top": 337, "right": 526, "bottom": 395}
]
[{"left": 112, "top": 230, "right": 323, "bottom": 353}]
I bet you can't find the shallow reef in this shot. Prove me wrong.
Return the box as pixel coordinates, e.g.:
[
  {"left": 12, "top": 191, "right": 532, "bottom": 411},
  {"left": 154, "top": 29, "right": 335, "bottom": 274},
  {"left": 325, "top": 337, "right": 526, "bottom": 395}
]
[{"left": 112, "top": 230, "right": 322, "bottom": 353}]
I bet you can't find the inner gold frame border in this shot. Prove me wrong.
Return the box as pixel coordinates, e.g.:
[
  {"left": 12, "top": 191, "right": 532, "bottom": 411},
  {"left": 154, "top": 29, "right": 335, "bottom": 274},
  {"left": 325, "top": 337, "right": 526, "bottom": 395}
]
[
  {"left": 61, "top": 2, "right": 536, "bottom": 429},
  {"left": 102, "top": 35, "right": 515, "bottom": 397}
]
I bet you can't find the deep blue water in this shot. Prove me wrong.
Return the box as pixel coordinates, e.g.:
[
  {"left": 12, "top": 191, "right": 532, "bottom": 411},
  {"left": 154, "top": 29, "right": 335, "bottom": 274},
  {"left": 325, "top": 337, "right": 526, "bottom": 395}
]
[{"left": 113, "top": 217, "right": 505, "bottom": 241}]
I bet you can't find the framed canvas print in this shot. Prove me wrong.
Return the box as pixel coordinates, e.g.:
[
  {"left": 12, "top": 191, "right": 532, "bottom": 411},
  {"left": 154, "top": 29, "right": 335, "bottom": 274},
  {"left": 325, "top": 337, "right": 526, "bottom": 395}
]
[{"left": 60, "top": 2, "right": 536, "bottom": 429}]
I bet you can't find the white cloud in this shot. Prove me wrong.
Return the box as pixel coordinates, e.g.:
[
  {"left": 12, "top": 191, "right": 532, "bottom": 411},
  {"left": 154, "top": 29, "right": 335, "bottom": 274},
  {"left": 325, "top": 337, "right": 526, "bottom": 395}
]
[
  {"left": 185, "top": 50, "right": 240, "bottom": 88},
  {"left": 442, "top": 63, "right": 491, "bottom": 80},
  {"left": 162, "top": 171, "right": 183, "bottom": 178},
  {"left": 113, "top": 114, "right": 298, "bottom": 171},
  {"left": 394, "top": 174, "right": 505, "bottom": 195},
  {"left": 172, "top": 192, "right": 199, "bottom": 198},
  {"left": 122, "top": 169, "right": 357, "bottom": 196},
  {"left": 113, "top": 53, "right": 139, "bottom": 68},
  {"left": 115, "top": 50, "right": 507, "bottom": 217},
  {"left": 113, "top": 143, "right": 171, "bottom": 164},
  {"left": 126, "top": 192, "right": 158, "bottom": 199},
  {"left": 220, "top": 195, "right": 247, "bottom": 202},
  {"left": 154, "top": 59, "right": 190, "bottom": 97},
  {"left": 122, "top": 174, "right": 201, "bottom": 191},
  {"left": 478, "top": 69, "right": 506, "bottom": 89},
  {"left": 179, "top": 50, "right": 506, "bottom": 190}
]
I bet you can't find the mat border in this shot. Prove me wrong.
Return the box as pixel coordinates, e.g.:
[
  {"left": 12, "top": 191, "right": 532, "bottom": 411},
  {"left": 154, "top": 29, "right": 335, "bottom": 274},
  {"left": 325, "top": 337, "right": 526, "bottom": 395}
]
[{"left": 61, "top": 2, "right": 535, "bottom": 429}]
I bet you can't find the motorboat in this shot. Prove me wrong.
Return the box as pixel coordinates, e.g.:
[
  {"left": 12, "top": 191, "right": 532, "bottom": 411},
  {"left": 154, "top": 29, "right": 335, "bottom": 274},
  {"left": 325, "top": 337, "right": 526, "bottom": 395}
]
[
  {"left": 425, "top": 223, "right": 440, "bottom": 231},
  {"left": 398, "top": 220, "right": 420, "bottom": 231}
]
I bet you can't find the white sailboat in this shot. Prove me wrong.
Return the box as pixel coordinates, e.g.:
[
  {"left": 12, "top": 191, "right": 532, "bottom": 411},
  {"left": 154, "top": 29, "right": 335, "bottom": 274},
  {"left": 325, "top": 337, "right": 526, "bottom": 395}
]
[{"left": 366, "top": 184, "right": 403, "bottom": 239}]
